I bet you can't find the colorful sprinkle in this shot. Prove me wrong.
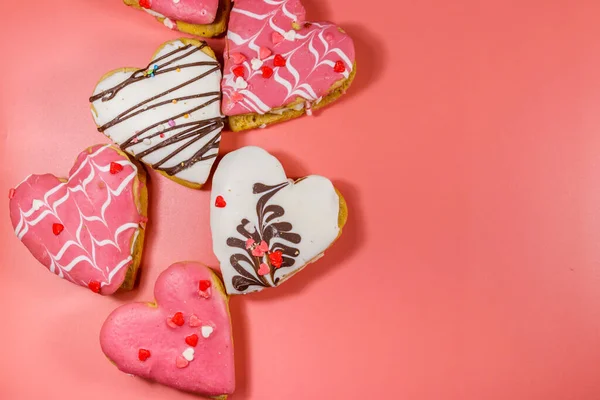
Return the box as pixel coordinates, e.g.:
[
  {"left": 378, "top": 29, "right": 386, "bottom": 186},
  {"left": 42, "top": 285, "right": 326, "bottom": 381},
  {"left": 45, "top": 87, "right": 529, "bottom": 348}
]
[
  {"left": 169, "top": 312, "right": 184, "bottom": 327},
  {"left": 252, "top": 240, "right": 269, "bottom": 257},
  {"left": 272, "top": 31, "right": 284, "bottom": 45},
  {"left": 8, "top": 188, "right": 15, "bottom": 199},
  {"left": 185, "top": 334, "right": 199, "bottom": 347},
  {"left": 273, "top": 54, "right": 286, "bottom": 67},
  {"left": 138, "top": 349, "right": 151, "bottom": 361},
  {"left": 88, "top": 280, "right": 101, "bottom": 293},
  {"left": 132, "top": 137, "right": 139, "bottom": 143},
  {"left": 184, "top": 113, "right": 190, "bottom": 119},
  {"left": 259, "top": 47, "right": 272, "bottom": 60},
  {"left": 325, "top": 33, "right": 334, "bottom": 43},
  {"left": 176, "top": 67, "right": 181, "bottom": 72},
  {"left": 189, "top": 314, "right": 201, "bottom": 327},
  {"left": 269, "top": 250, "right": 284, "bottom": 268},
  {"left": 176, "top": 355, "right": 189, "bottom": 368},
  {"left": 139, "top": 0, "right": 151, "bottom": 9},
  {"left": 172, "top": 99, "right": 178, "bottom": 104},
  {"left": 230, "top": 52, "right": 246, "bottom": 64},
  {"left": 215, "top": 195, "right": 227, "bottom": 208},
  {"left": 245, "top": 238, "right": 255, "bottom": 249},
  {"left": 199, "top": 279, "right": 212, "bottom": 291},
  {"left": 182, "top": 347, "right": 195, "bottom": 361},
  {"left": 109, "top": 162, "right": 123, "bottom": 174},
  {"left": 52, "top": 223, "right": 64, "bottom": 236},
  {"left": 334, "top": 60, "right": 346, "bottom": 73},
  {"left": 168, "top": 119, "right": 176, "bottom": 127},
  {"left": 258, "top": 262, "right": 270, "bottom": 276},
  {"left": 159, "top": 133, "right": 165, "bottom": 138},
  {"left": 232, "top": 66, "right": 245, "bottom": 78},
  {"left": 201, "top": 325, "right": 214, "bottom": 338},
  {"left": 261, "top": 66, "right": 273, "bottom": 78}
]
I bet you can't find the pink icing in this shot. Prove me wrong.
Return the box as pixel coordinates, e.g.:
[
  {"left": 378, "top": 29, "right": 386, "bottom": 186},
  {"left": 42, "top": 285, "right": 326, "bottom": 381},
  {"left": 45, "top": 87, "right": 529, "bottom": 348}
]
[
  {"left": 148, "top": 0, "right": 219, "bottom": 25},
  {"left": 100, "top": 262, "right": 235, "bottom": 396},
  {"left": 221, "top": 0, "right": 355, "bottom": 116},
  {"left": 8, "top": 145, "right": 144, "bottom": 295}
]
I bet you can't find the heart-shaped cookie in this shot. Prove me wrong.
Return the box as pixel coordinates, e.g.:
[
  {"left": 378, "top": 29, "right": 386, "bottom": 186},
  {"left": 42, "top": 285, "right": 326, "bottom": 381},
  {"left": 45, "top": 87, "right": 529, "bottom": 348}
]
[
  {"left": 123, "top": 0, "right": 232, "bottom": 37},
  {"left": 221, "top": 0, "right": 356, "bottom": 131},
  {"left": 100, "top": 262, "right": 235, "bottom": 397},
  {"left": 90, "top": 38, "right": 223, "bottom": 189},
  {"left": 211, "top": 146, "right": 347, "bottom": 295},
  {"left": 8, "top": 144, "right": 147, "bottom": 295}
]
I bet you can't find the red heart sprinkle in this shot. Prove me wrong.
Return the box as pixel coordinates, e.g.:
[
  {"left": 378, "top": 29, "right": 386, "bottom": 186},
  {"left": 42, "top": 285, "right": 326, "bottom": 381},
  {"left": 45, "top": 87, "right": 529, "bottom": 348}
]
[
  {"left": 334, "top": 60, "right": 346, "bottom": 73},
  {"left": 215, "top": 196, "right": 226, "bottom": 208},
  {"left": 185, "top": 334, "right": 199, "bottom": 347},
  {"left": 139, "top": 0, "right": 151, "bottom": 9},
  {"left": 171, "top": 312, "right": 184, "bottom": 326},
  {"left": 52, "top": 223, "right": 64, "bottom": 236},
  {"left": 261, "top": 66, "right": 274, "bottom": 78},
  {"left": 88, "top": 280, "right": 101, "bottom": 293},
  {"left": 269, "top": 250, "right": 284, "bottom": 268},
  {"left": 8, "top": 188, "right": 15, "bottom": 199},
  {"left": 199, "top": 280, "right": 211, "bottom": 291},
  {"left": 273, "top": 54, "right": 286, "bottom": 67},
  {"left": 138, "top": 348, "right": 151, "bottom": 361},
  {"left": 232, "top": 66, "right": 245, "bottom": 78},
  {"left": 109, "top": 162, "right": 123, "bottom": 174}
]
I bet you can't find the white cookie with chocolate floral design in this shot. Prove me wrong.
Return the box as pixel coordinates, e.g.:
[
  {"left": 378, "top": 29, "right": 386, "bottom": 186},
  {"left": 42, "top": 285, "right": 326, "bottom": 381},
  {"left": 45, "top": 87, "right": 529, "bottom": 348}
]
[{"left": 210, "top": 146, "right": 347, "bottom": 295}]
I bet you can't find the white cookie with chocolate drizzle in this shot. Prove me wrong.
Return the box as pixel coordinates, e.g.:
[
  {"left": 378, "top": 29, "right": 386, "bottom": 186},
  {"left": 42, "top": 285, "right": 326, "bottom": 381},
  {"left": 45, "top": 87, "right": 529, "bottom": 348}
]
[{"left": 90, "top": 39, "right": 223, "bottom": 187}]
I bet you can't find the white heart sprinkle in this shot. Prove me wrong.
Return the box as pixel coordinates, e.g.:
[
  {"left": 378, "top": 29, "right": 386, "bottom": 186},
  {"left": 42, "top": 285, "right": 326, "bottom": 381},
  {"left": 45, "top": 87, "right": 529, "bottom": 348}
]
[
  {"left": 233, "top": 77, "right": 248, "bottom": 90},
  {"left": 284, "top": 30, "right": 296, "bottom": 41},
  {"left": 163, "top": 18, "right": 174, "bottom": 29},
  {"left": 201, "top": 325, "right": 214, "bottom": 338},
  {"left": 31, "top": 199, "right": 44, "bottom": 211},
  {"left": 182, "top": 347, "right": 195, "bottom": 361},
  {"left": 250, "top": 58, "right": 263, "bottom": 70}
]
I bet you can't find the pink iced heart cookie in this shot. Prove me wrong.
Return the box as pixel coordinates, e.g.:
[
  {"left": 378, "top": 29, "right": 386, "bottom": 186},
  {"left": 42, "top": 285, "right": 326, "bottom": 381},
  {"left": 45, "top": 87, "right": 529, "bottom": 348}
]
[
  {"left": 123, "top": 0, "right": 232, "bottom": 37},
  {"left": 221, "top": 0, "right": 356, "bottom": 131},
  {"left": 211, "top": 147, "right": 348, "bottom": 295},
  {"left": 8, "top": 145, "right": 148, "bottom": 295},
  {"left": 100, "top": 262, "right": 235, "bottom": 397}
]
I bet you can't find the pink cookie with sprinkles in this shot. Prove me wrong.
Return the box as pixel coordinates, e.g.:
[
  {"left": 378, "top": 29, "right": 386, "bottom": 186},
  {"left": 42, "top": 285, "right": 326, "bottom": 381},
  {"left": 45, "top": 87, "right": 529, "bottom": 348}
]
[
  {"left": 8, "top": 144, "right": 148, "bottom": 295},
  {"left": 100, "top": 262, "right": 235, "bottom": 398},
  {"left": 123, "top": 0, "right": 232, "bottom": 37},
  {"left": 221, "top": 0, "right": 356, "bottom": 131}
]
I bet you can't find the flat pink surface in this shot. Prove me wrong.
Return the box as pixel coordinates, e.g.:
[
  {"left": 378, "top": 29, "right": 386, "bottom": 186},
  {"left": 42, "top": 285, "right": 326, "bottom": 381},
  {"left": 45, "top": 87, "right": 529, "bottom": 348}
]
[{"left": 1, "top": 1, "right": 600, "bottom": 399}]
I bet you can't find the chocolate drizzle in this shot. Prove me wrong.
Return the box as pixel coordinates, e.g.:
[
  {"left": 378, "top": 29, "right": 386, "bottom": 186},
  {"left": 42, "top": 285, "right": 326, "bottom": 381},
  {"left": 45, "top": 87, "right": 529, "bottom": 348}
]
[
  {"left": 226, "top": 182, "right": 302, "bottom": 292},
  {"left": 89, "top": 42, "right": 224, "bottom": 177}
]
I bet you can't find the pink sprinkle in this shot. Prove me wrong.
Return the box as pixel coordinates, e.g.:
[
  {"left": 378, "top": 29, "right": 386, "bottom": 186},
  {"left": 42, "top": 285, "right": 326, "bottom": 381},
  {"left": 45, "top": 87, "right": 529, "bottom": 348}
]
[
  {"left": 176, "top": 355, "right": 189, "bottom": 368},
  {"left": 272, "top": 31, "right": 284, "bottom": 45},
  {"left": 132, "top": 137, "right": 139, "bottom": 143},
  {"left": 252, "top": 240, "right": 269, "bottom": 257},
  {"left": 189, "top": 314, "right": 202, "bottom": 327},
  {"left": 230, "top": 52, "right": 246, "bottom": 65},
  {"left": 166, "top": 317, "right": 178, "bottom": 329},
  {"left": 8, "top": 188, "right": 15, "bottom": 199},
  {"left": 258, "top": 47, "right": 272, "bottom": 60},
  {"left": 245, "top": 238, "right": 255, "bottom": 249},
  {"left": 231, "top": 92, "right": 244, "bottom": 103},
  {"left": 325, "top": 33, "right": 334, "bottom": 43},
  {"left": 258, "top": 263, "right": 270, "bottom": 276},
  {"left": 168, "top": 119, "right": 176, "bottom": 127}
]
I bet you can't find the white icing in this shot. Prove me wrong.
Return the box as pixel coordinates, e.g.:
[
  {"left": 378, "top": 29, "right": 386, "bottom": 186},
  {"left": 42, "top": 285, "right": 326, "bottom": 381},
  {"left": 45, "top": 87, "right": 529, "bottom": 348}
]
[
  {"left": 90, "top": 40, "right": 223, "bottom": 186},
  {"left": 182, "top": 347, "right": 195, "bottom": 361},
  {"left": 201, "top": 325, "right": 214, "bottom": 338},
  {"left": 211, "top": 147, "right": 341, "bottom": 295}
]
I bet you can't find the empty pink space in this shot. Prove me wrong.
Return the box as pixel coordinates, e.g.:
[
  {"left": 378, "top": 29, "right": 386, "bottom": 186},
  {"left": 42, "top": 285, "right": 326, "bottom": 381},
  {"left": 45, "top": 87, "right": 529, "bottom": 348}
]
[{"left": 1, "top": 1, "right": 600, "bottom": 400}]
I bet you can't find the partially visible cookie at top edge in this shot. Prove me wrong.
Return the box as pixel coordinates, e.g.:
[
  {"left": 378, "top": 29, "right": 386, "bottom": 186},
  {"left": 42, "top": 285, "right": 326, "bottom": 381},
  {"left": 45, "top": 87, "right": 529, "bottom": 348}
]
[
  {"left": 89, "top": 38, "right": 224, "bottom": 190},
  {"left": 124, "top": 0, "right": 232, "bottom": 37},
  {"left": 221, "top": 0, "right": 356, "bottom": 131}
]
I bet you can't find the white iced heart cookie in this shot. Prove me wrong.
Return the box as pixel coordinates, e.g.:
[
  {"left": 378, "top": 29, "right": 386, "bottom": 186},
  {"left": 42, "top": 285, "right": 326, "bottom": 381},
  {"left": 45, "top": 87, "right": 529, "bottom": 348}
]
[
  {"left": 210, "top": 146, "right": 348, "bottom": 295},
  {"left": 90, "top": 38, "right": 223, "bottom": 189}
]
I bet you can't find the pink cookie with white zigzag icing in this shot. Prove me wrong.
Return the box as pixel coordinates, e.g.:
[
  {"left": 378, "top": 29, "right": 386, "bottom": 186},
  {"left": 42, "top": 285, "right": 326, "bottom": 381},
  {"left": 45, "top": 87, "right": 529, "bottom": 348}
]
[
  {"left": 8, "top": 144, "right": 148, "bottom": 295},
  {"left": 100, "top": 262, "right": 235, "bottom": 398},
  {"left": 222, "top": 0, "right": 356, "bottom": 131}
]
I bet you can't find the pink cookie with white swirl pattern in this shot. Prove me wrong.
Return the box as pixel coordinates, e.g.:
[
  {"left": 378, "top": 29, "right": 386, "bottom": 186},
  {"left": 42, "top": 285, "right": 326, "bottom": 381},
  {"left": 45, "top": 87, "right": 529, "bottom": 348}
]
[
  {"left": 100, "top": 262, "right": 235, "bottom": 398},
  {"left": 222, "top": 0, "right": 356, "bottom": 131},
  {"left": 8, "top": 144, "right": 148, "bottom": 295}
]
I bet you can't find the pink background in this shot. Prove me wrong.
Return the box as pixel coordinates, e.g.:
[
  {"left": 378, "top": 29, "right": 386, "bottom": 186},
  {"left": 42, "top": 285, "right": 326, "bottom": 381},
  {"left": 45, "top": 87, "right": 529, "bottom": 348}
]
[{"left": 1, "top": 0, "right": 600, "bottom": 399}]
